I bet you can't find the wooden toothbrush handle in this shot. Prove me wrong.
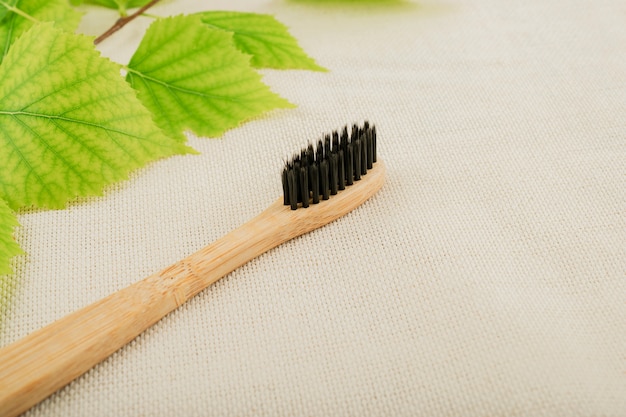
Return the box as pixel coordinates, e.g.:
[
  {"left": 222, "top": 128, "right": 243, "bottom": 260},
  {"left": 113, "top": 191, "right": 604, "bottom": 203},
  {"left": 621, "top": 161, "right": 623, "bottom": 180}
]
[
  {"left": 0, "top": 276, "right": 182, "bottom": 417},
  {"left": 0, "top": 160, "right": 385, "bottom": 417},
  {"left": 0, "top": 199, "right": 292, "bottom": 417}
]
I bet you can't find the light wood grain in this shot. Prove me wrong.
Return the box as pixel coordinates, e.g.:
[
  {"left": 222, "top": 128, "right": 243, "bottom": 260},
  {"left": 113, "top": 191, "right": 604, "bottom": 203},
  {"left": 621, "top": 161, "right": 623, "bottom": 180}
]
[{"left": 0, "top": 161, "right": 385, "bottom": 417}]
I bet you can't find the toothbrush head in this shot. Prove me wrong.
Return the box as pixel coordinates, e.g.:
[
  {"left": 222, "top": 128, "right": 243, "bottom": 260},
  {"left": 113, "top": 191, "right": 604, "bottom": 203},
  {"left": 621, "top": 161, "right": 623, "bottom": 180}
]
[{"left": 282, "top": 121, "right": 378, "bottom": 210}]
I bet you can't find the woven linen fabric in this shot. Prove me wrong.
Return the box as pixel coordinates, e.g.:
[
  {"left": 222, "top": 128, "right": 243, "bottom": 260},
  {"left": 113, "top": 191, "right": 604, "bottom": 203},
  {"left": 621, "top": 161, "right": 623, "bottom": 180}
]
[{"left": 2, "top": 0, "right": 626, "bottom": 415}]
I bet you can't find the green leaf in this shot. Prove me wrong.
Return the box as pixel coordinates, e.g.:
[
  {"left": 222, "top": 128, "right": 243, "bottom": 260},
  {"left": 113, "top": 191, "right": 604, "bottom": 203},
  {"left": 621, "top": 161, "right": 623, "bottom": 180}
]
[
  {"left": 198, "top": 11, "right": 326, "bottom": 71},
  {"left": 0, "top": 4, "right": 8, "bottom": 22},
  {"left": 0, "top": 0, "right": 82, "bottom": 64},
  {"left": 0, "top": 198, "right": 22, "bottom": 275},
  {"left": 0, "top": 22, "right": 192, "bottom": 210},
  {"left": 82, "top": 0, "right": 151, "bottom": 14},
  {"left": 126, "top": 15, "right": 294, "bottom": 141}
]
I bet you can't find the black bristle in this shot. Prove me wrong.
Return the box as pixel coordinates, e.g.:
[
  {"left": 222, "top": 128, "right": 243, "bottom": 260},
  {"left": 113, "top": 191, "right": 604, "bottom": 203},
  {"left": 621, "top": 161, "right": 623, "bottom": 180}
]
[
  {"left": 340, "top": 128, "right": 349, "bottom": 179},
  {"left": 354, "top": 139, "right": 362, "bottom": 181},
  {"left": 351, "top": 124, "right": 359, "bottom": 142},
  {"left": 320, "top": 159, "right": 330, "bottom": 200},
  {"left": 316, "top": 139, "right": 324, "bottom": 162},
  {"left": 310, "top": 163, "right": 320, "bottom": 204},
  {"left": 329, "top": 153, "right": 338, "bottom": 195},
  {"left": 293, "top": 160, "right": 301, "bottom": 202},
  {"left": 337, "top": 149, "right": 345, "bottom": 190},
  {"left": 282, "top": 122, "right": 378, "bottom": 209},
  {"left": 366, "top": 129, "right": 373, "bottom": 169},
  {"left": 282, "top": 168, "right": 290, "bottom": 205},
  {"left": 299, "top": 167, "right": 309, "bottom": 208},
  {"left": 360, "top": 133, "right": 368, "bottom": 176},
  {"left": 307, "top": 144, "right": 315, "bottom": 165},
  {"left": 301, "top": 150, "right": 308, "bottom": 170},
  {"left": 346, "top": 143, "right": 354, "bottom": 186},
  {"left": 341, "top": 126, "right": 349, "bottom": 149},
  {"left": 372, "top": 125, "right": 377, "bottom": 162},
  {"left": 324, "top": 135, "right": 331, "bottom": 157},
  {"left": 287, "top": 170, "right": 298, "bottom": 210}
]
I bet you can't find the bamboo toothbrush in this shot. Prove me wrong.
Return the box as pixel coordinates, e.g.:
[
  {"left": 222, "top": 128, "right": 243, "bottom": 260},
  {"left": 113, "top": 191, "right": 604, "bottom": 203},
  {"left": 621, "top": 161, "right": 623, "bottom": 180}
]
[{"left": 0, "top": 122, "right": 385, "bottom": 417}]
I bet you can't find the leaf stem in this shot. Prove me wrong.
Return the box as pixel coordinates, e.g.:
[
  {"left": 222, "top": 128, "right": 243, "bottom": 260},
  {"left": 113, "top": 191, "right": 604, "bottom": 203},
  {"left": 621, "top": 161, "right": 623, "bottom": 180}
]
[
  {"left": 141, "top": 12, "right": 162, "bottom": 20},
  {"left": 94, "top": 0, "right": 162, "bottom": 45},
  {"left": 0, "top": 0, "right": 39, "bottom": 23}
]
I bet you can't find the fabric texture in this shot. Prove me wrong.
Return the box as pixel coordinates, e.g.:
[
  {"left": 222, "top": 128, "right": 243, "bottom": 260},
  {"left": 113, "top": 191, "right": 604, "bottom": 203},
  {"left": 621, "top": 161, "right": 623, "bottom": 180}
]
[{"left": 2, "top": 0, "right": 626, "bottom": 415}]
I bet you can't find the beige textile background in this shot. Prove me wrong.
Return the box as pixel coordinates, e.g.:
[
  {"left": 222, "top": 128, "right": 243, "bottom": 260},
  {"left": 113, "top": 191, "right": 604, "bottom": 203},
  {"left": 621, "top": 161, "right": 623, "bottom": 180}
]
[{"left": 1, "top": 0, "right": 626, "bottom": 415}]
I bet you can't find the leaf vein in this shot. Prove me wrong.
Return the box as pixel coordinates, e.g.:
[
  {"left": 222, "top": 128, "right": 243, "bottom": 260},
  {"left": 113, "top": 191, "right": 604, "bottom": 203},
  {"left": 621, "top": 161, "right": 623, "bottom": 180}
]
[
  {"left": 0, "top": 110, "right": 151, "bottom": 140},
  {"left": 126, "top": 69, "right": 250, "bottom": 103}
]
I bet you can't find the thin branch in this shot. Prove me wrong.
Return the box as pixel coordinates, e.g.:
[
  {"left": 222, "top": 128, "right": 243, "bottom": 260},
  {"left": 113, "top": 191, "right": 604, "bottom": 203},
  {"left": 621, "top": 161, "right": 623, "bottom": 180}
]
[
  {"left": 140, "top": 12, "right": 162, "bottom": 20},
  {"left": 94, "top": 0, "right": 162, "bottom": 45}
]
